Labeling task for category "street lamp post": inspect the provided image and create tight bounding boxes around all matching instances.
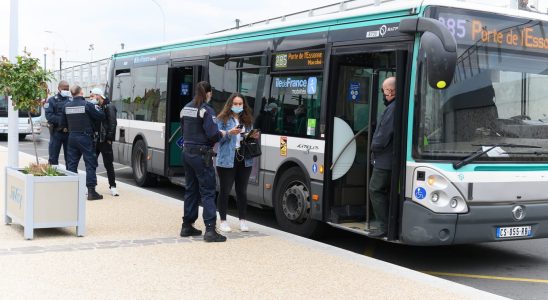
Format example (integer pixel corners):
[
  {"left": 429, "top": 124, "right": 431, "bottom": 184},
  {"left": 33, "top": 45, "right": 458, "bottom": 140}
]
[
  {"left": 151, "top": 0, "right": 166, "bottom": 42},
  {"left": 44, "top": 30, "right": 68, "bottom": 71},
  {"left": 89, "top": 44, "right": 94, "bottom": 62}
]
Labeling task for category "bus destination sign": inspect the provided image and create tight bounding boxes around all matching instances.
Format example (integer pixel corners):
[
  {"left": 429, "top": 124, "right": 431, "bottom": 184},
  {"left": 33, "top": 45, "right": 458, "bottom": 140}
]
[
  {"left": 273, "top": 50, "right": 324, "bottom": 71},
  {"left": 435, "top": 9, "right": 548, "bottom": 54}
]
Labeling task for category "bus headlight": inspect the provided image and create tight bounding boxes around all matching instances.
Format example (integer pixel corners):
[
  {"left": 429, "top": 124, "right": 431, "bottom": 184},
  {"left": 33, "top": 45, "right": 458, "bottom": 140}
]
[{"left": 413, "top": 167, "right": 468, "bottom": 214}]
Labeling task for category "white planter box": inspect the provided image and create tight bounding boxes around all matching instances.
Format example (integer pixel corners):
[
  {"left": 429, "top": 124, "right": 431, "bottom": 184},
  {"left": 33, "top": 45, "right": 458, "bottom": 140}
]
[{"left": 4, "top": 167, "right": 86, "bottom": 239}]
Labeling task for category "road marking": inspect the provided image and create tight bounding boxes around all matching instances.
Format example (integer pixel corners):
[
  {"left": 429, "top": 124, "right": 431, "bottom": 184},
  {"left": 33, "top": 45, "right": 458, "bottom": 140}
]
[
  {"left": 424, "top": 271, "right": 548, "bottom": 284},
  {"left": 97, "top": 166, "right": 130, "bottom": 175}
]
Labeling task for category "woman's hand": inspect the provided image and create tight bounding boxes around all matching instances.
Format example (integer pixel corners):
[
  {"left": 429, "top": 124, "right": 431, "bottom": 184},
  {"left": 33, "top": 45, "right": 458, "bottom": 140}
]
[{"left": 228, "top": 126, "right": 241, "bottom": 135}]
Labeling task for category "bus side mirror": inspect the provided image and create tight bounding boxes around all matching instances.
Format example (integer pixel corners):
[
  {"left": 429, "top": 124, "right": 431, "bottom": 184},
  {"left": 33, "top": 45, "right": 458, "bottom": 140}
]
[{"left": 399, "top": 17, "right": 457, "bottom": 89}]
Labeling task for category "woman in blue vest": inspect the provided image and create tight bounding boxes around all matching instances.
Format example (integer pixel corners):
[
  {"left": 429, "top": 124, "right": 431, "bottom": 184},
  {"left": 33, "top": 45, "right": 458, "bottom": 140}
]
[{"left": 215, "top": 93, "right": 260, "bottom": 232}]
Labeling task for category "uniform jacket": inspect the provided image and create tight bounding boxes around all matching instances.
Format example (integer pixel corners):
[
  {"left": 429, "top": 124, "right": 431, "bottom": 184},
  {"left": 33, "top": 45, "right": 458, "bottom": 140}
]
[
  {"left": 215, "top": 116, "right": 254, "bottom": 168},
  {"left": 60, "top": 96, "right": 105, "bottom": 133},
  {"left": 180, "top": 100, "right": 222, "bottom": 147},
  {"left": 45, "top": 93, "right": 70, "bottom": 129},
  {"left": 371, "top": 100, "right": 395, "bottom": 170}
]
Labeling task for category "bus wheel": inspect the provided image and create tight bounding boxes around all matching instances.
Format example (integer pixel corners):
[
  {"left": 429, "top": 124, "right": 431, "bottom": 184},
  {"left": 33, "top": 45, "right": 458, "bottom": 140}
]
[
  {"left": 18, "top": 134, "right": 27, "bottom": 141},
  {"left": 274, "top": 167, "right": 322, "bottom": 238},
  {"left": 132, "top": 139, "right": 157, "bottom": 187}
]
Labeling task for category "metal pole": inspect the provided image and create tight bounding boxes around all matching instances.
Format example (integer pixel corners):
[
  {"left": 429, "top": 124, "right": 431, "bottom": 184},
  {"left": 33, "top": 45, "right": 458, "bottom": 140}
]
[
  {"left": 151, "top": 0, "right": 166, "bottom": 41},
  {"left": 8, "top": 0, "right": 19, "bottom": 168}
]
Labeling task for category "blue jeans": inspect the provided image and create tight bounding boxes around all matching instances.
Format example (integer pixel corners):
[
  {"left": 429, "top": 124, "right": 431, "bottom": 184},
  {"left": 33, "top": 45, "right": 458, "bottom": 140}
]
[
  {"left": 182, "top": 150, "right": 217, "bottom": 229},
  {"left": 48, "top": 131, "right": 68, "bottom": 165},
  {"left": 67, "top": 133, "right": 98, "bottom": 188}
]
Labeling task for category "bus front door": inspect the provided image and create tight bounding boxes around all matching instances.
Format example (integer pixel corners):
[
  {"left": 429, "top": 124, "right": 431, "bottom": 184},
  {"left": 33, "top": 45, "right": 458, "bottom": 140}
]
[
  {"left": 327, "top": 49, "right": 398, "bottom": 234},
  {"left": 165, "top": 63, "right": 204, "bottom": 177}
]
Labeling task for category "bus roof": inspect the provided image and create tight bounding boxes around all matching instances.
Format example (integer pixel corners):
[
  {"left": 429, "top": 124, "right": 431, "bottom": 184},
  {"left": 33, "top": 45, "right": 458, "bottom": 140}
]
[{"left": 114, "top": 0, "right": 548, "bottom": 59}]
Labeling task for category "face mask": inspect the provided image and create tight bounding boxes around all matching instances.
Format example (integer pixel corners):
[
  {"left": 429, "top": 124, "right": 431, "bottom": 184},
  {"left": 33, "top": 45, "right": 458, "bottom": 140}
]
[
  {"left": 60, "top": 90, "right": 71, "bottom": 98},
  {"left": 89, "top": 99, "right": 98, "bottom": 105},
  {"left": 231, "top": 107, "right": 243, "bottom": 114}
]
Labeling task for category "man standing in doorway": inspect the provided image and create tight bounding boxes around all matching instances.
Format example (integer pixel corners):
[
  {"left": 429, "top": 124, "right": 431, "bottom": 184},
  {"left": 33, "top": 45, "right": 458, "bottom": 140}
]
[
  {"left": 368, "top": 76, "right": 396, "bottom": 238},
  {"left": 45, "top": 80, "right": 71, "bottom": 166}
]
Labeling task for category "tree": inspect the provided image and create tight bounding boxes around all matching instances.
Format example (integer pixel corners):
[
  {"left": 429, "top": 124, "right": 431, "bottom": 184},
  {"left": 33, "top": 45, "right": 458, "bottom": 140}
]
[{"left": 0, "top": 50, "right": 53, "bottom": 167}]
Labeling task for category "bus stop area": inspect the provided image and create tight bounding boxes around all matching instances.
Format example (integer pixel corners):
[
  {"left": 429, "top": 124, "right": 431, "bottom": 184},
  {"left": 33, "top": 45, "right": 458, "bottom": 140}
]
[{"left": 0, "top": 146, "right": 502, "bottom": 299}]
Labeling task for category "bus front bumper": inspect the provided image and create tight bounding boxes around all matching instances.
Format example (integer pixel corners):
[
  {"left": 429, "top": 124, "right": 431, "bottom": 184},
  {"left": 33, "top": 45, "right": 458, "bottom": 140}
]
[{"left": 401, "top": 200, "right": 548, "bottom": 245}]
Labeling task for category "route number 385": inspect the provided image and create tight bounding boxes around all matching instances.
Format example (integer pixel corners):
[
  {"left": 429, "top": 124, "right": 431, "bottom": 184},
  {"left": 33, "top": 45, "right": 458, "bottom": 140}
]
[{"left": 438, "top": 17, "right": 467, "bottom": 38}]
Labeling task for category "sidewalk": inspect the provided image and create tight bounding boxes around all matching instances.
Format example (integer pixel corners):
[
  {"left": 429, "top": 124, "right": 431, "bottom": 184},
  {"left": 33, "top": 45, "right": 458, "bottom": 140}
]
[{"left": 0, "top": 146, "right": 504, "bottom": 299}]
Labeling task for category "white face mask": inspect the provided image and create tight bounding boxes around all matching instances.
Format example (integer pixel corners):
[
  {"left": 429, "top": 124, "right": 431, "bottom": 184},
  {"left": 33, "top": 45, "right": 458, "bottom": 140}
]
[
  {"left": 60, "top": 90, "right": 71, "bottom": 98},
  {"left": 89, "top": 99, "right": 98, "bottom": 105}
]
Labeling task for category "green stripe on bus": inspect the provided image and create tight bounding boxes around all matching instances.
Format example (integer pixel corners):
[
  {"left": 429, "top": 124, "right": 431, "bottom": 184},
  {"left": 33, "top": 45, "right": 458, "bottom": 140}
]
[{"left": 114, "top": 10, "right": 413, "bottom": 59}]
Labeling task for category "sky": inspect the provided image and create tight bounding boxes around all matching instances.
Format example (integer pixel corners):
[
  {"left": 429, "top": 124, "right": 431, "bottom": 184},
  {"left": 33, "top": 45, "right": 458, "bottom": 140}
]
[
  {"left": 1, "top": 0, "right": 547, "bottom": 71},
  {"left": 0, "top": 0, "right": 338, "bottom": 70}
]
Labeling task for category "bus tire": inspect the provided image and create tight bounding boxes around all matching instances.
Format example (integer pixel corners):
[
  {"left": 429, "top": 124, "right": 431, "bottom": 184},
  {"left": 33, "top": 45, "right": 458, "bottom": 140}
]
[
  {"left": 274, "top": 167, "right": 322, "bottom": 238},
  {"left": 132, "top": 139, "right": 157, "bottom": 187},
  {"left": 18, "top": 134, "right": 27, "bottom": 141}
]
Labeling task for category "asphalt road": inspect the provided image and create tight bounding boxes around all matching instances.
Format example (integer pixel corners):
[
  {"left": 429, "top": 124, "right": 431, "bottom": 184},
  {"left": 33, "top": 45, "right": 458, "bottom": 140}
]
[{"left": 4, "top": 130, "right": 548, "bottom": 299}]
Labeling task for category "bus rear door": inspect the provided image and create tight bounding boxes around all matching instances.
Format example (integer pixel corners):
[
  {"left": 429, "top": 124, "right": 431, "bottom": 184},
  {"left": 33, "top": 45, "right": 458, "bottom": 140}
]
[{"left": 165, "top": 61, "right": 205, "bottom": 178}]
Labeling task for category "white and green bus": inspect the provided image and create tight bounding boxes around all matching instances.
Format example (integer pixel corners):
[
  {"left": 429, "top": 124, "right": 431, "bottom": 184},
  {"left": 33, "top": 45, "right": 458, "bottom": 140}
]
[{"left": 106, "top": 0, "right": 548, "bottom": 245}]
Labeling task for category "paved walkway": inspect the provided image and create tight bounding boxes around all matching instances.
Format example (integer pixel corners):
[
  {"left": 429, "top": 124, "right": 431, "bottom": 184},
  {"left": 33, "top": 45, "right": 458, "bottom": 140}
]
[{"left": 0, "top": 146, "right": 505, "bottom": 299}]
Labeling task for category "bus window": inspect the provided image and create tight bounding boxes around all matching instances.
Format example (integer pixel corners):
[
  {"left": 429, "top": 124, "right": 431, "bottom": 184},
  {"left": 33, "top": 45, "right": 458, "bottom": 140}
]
[
  {"left": 112, "top": 69, "right": 133, "bottom": 120},
  {"left": 132, "top": 66, "right": 158, "bottom": 122},
  {"left": 266, "top": 75, "right": 322, "bottom": 137},
  {"left": 209, "top": 58, "right": 225, "bottom": 114}
]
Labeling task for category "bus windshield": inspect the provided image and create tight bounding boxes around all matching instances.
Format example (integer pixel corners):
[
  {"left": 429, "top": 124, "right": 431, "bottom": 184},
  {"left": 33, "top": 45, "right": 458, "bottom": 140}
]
[{"left": 416, "top": 8, "right": 548, "bottom": 162}]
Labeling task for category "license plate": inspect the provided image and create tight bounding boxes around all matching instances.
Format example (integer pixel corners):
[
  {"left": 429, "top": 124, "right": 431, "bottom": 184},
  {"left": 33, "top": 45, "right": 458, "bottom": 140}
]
[{"left": 496, "top": 226, "right": 532, "bottom": 238}]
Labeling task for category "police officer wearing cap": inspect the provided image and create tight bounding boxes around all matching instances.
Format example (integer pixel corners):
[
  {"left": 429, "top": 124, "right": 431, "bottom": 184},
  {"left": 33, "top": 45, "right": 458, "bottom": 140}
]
[
  {"left": 180, "top": 81, "right": 229, "bottom": 242},
  {"left": 45, "top": 80, "right": 71, "bottom": 166},
  {"left": 60, "top": 85, "right": 105, "bottom": 200}
]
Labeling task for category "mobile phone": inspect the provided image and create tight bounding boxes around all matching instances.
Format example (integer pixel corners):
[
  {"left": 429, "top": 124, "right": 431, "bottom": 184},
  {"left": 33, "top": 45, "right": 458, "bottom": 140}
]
[{"left": 236, "top": 124, "right": 244, "bottom": 129}]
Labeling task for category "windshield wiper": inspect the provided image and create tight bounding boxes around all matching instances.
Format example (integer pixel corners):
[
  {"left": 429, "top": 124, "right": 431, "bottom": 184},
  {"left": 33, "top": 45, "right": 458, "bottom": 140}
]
[{"left": 453, "top": 143, "right": 542, "bottom": 170}]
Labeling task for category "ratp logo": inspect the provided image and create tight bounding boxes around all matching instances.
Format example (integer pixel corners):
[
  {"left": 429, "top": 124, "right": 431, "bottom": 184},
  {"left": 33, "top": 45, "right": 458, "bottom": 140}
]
[{"left": 379, "top": 25, "right": 387, "bottom": 37}]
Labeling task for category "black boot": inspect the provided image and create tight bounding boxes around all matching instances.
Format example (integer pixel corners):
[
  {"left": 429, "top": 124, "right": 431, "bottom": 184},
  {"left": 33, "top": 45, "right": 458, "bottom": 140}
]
[
  {"left": 87, "top": 188, "right": 103, "bottom": 200},
  {"left": 204, "top": 228, "right": 227, "bottom": 243},
  {"left": 180, "top": 223, "right": 202, "bottom": 237}
]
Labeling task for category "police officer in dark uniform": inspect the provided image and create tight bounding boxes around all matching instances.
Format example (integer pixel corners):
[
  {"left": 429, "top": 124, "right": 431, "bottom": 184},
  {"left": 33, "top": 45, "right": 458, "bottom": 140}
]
[
  {"left": 60, "top": 85, "right": 105, "bottom": 200},
  {"left": 180, "top": 81, "right": 229, "bottom": 242},
  {"left": 45, "top": 80, "right": 71, "bottom": 166}
]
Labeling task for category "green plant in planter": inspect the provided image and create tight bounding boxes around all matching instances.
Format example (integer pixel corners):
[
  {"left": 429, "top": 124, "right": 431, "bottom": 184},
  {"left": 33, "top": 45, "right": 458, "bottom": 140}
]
[{"left": 0, "top": 50, "right": 59, "bottom": 175}]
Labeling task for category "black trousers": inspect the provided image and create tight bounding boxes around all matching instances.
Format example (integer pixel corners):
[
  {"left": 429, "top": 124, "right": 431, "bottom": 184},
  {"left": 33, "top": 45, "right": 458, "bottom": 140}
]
[
  {"left": 216, "top": 155, "right": 252, "bottom": 221},
  {"left": 96, "top": 141, "right": 116, "bottom": 188}
]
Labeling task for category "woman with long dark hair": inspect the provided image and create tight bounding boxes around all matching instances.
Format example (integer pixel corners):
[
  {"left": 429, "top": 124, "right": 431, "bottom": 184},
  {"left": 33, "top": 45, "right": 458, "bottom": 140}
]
[
  {"left": 215, "top": 93, "right": 259, "bottom": 232},
  {"left": 179, "top": 81, "right": 228, "bottom": 242}
]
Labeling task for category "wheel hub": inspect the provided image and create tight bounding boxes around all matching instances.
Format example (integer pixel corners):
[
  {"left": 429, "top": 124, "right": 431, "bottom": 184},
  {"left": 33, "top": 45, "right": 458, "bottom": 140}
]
[{"left": 282, "top": 184, "right": 310, "bottom": 222}]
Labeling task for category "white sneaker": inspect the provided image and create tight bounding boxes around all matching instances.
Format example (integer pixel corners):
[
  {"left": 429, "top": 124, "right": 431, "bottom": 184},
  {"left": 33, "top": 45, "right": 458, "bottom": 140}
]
[
  {"left": 219, "top": 221, "right": 231, "bottom": 232},
  {"left": 110, "top": 187, "right": 119, "bottom": 196},
  {"left": 240, "top": 220, "right": 249, "bottom": 232}
]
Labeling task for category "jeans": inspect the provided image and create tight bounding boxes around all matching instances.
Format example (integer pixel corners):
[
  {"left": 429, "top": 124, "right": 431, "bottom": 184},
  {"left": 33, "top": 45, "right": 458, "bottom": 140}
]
[
  {"left": 216, "top": 155, "right": 252, "bottom": 221},
  {"left": 182, "top": 149, "right": 217, "bottom": 229},
  {"left": 96, "top": 142, "right": 116, "bottom": 188},
  {"left": 67, "top": 133, "right": 98, "bottom": 188},
  {"left": 369, "top": 168, "right": 391, "bottom": 232}
]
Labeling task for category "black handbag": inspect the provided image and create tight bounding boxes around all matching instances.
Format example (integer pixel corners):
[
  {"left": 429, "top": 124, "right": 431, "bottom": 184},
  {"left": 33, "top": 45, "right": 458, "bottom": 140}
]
[{"left": 240, "top": 137, "right": 262, "bottom": 159}]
